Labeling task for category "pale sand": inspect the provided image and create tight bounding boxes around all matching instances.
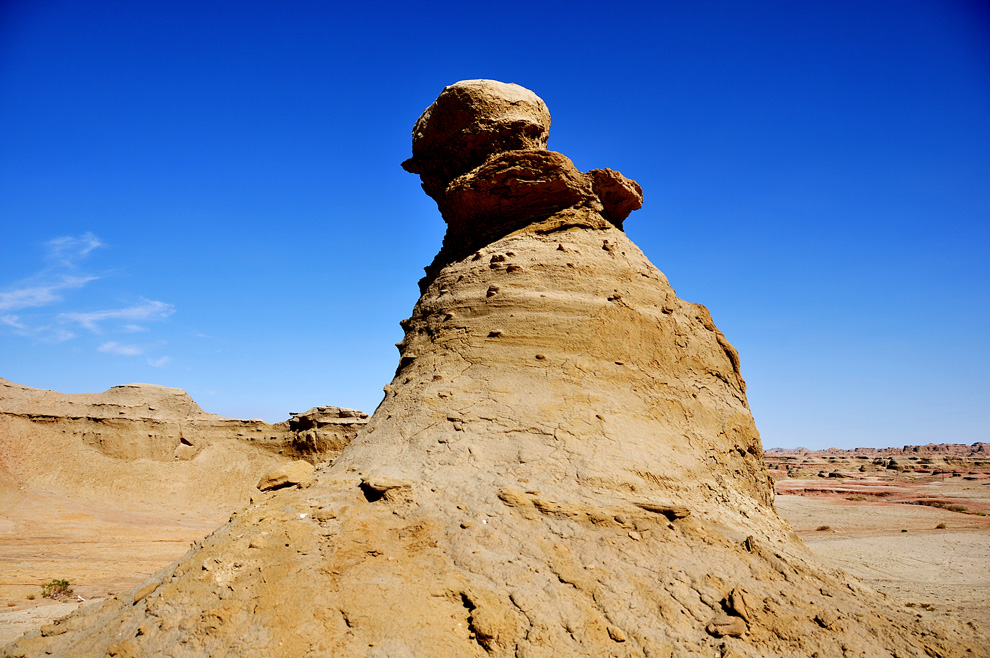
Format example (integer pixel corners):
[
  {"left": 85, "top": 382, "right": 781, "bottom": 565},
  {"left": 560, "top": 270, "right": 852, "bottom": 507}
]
[
  {"left": 0, "top": 489, "right": 216, "bottom": 644},
  {"left": 776, "top": 494, "right": 990, "bottom": 632}
]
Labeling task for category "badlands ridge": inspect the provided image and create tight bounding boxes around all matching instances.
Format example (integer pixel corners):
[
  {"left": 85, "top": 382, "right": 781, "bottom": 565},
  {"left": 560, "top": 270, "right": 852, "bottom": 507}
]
[{"left": 2, "top": 80, "right": 988, "bottom": 657}]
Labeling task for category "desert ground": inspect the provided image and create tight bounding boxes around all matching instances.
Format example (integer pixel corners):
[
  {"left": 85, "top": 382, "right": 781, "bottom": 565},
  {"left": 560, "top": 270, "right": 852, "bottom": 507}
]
[
  {"left": 2, "top": 445, "right": 987, "bottom": 646},
  {"left": 0, "top": 487, "right": 221, "bottom": 643},
  {"left": 770, "top": 446, "right": 990, "bottom": 633}
]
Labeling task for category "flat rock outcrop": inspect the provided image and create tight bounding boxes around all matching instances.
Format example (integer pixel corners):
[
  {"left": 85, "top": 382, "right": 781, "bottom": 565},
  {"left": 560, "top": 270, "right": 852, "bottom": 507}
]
[{"left": 5, "top": 80, "right": 986, "bottom": 657}]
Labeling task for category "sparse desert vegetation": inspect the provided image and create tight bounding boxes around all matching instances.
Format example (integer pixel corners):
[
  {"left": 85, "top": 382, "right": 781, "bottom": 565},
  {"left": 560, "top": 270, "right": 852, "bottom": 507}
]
[{"left": 40, "top": 580, "right": 73, "bottom": 601}]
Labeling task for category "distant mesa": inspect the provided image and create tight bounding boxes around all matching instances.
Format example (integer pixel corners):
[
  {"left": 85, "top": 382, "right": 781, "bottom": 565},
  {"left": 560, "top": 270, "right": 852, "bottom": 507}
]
[
  {"left": 0, "top": 377, "right": 366, "bottom": 508},
  {"left": 0, "top": 377, "right": 217, "bottom": 422},
  {"left": 3, "top": 82, "right": 986, "bottom": 657}
]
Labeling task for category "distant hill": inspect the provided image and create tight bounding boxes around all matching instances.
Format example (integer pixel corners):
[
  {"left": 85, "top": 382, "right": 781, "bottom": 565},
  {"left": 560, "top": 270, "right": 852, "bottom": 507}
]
[{"left": 0, "top": 377, "right": 366, "bottom": 515}]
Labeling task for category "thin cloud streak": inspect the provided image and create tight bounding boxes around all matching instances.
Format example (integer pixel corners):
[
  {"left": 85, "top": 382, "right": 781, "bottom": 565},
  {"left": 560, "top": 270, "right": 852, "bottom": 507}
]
[
  {"left": 98, "top": 341, "right": 144, "bottom": 356},
  {"left": 2, "top": 314, "right": 76, "bottom": 342},
  {"left": 0, "top": 275, "right": 97, "bottom": 312},
  {"left": 46, "top": 232, "right": 104, "bottom": 266},
  {"left": 59, "top": 299, "right": 175, "bottom": 332},
  {"left": 0, "top": 315, "right": 27, "bottom": 330}
]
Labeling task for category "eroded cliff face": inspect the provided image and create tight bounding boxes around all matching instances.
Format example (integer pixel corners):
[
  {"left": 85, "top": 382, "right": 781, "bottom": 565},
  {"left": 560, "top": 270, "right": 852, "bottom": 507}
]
[
  {"left": 0, "top": 378, "right": 366, "bottom": 511},
  {"left": 5, "top": 80, "right": 986, "bottom": 658}
]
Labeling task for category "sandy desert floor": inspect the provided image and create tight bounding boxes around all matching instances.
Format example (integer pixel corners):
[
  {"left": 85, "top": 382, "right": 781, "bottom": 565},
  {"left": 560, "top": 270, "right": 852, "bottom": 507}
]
[
  {"left": 0, "top": 489, "right": 220, "bottom": 644},
  {"left": 2, "top": 470, "right": 989, "bottom": 646},
  {"left": 776, "top": 491, "right": 990, "bottom": 632}
]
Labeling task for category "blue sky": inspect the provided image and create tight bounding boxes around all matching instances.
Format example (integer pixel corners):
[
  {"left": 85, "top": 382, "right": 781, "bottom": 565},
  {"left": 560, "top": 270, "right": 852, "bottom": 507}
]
[{"left": 1, "top": 0, "right": 988, "bottom": 449}]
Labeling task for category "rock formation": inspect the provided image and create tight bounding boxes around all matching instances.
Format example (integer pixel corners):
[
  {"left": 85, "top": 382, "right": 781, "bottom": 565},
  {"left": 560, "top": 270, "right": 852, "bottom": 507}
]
[
  {"left": 4, "top": 80, "right": 986, "bottom": 657},
  {"left": 288, "top": 406, "right": 370, "bottom": 458},
  {"left": 0, "top": 378, "right": 367, "bottom": 513}
]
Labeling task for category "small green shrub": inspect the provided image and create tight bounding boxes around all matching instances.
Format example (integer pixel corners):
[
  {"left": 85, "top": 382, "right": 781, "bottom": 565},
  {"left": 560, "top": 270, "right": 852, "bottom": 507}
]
[
  {"left": 26, "top": 593, "right": 35, "bottom": 600},
  {"left": 41, "top": 579, "right": 73, "bottom": 601},
  {"left": 816, "top": 525, "right": 831, "bottom": 531},
  {"left": 912, "top": 500, "right": 968, "bottom": 513}
]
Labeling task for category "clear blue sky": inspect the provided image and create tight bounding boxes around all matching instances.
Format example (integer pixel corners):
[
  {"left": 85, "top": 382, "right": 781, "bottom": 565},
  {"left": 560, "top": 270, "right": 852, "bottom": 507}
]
[{"left": 2, "top": 0, "right": 988, "bottom": 449}]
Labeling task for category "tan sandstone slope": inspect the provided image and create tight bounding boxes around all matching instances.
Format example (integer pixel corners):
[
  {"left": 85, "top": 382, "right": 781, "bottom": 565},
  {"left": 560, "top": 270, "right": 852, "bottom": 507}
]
[
  {"left": 4, "top": 80, "right": 986, "bottom": 657},
  {"left": 0, "top": 379, "right": 367, "bottom": 644},
  {"left": 0, "top": 378, "right": 367, "bottom": 514}
]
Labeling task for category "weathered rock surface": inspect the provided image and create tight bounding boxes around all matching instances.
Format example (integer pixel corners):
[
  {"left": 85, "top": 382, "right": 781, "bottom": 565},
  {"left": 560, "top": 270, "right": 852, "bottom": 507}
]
[
  {"left": 402, "top": 79, "right": 551, "bottom": 203},
  {"left": 288, "top": 405, "right": 370, "bottom": 458},
  {"left": 0, "top": 378, "right": 366, "bottom": 511},
  {"left": 257, "top": 460, "right": 315, "bottom": 491},
  {"left": 5, "top": 80, "right": 986, "bottom": 657}
]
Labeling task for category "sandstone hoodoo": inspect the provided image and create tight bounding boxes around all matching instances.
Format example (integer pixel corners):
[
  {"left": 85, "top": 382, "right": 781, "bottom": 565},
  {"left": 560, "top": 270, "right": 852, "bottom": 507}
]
[{"left": 6, "top": 80, "right": 986, "bottom": 657}]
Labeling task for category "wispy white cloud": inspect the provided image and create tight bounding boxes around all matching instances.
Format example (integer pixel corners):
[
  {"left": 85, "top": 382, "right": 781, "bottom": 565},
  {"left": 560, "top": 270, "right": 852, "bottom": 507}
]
[
  {"left": 50, "top": 328, "right": 76, "bottom": 343},
  {"left": 98, "top": 341, "right": 144, "bottom": 356},
  {"left": 1, "top": 314, "right": 77, "bottom": 342},
  {"left": 0, "top": 232, "right": 105, "bottom": 340},
  {"left": 1, "top": 314, "right": 27, "bottom": 330},
  {"left": 147, "top": 355, "right": 171, "bottom": 367},
  {"left": 2, "top": 234, "right": 178, "bottom": 350},
  {"left": 59, "top": 299, "right": 175, "bottom": 333},
  {"left": 0, "top": 275, "right": 97, "bottom": 312},
  {"left": 46, "top": 232, "right": 104, "bottom": 266}
]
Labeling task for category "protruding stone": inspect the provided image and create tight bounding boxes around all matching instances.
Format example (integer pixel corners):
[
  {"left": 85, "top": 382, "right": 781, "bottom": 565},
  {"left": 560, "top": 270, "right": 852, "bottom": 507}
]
[
  {"left": 257, "top": 460, "right": 314, "bottom": 491},
  {"left": 402, "top": 79, "right": 551, "bottom": 201},
  {"left": 728, "top": 587, "right": 756, "bottom": 623},
  {"left": 588, "top": 168, "right": 643, "bottom": 226},
  {"left": 359, "top": 475, "right": 414, "bottom": 502},
  {"left": 707, "top": 614, "right": 747, "bottom": 638}
]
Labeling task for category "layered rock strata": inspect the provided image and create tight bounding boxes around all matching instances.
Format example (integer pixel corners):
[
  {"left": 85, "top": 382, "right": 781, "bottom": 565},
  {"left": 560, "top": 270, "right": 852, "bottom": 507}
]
[
  {"left": 0, "top": 378, "right": 366, "bottom": 511},
  {"left": 4, "top": 81, "right": 986, "bottom": 658},
  {"left": 289, "top": 406, "right": 370, "bottom": 458}
]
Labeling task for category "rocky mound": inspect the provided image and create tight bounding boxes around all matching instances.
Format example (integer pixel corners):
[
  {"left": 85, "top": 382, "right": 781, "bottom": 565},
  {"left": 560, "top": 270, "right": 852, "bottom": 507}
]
[
  {"left": 5, "top": 80, "right": 985, "bottom": 658},
  {"left": 0, "top": 378, "right": 367, "bottom": 512},
  {"left": 0, "top": 378, "right": 222, "bottom": 421}
]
